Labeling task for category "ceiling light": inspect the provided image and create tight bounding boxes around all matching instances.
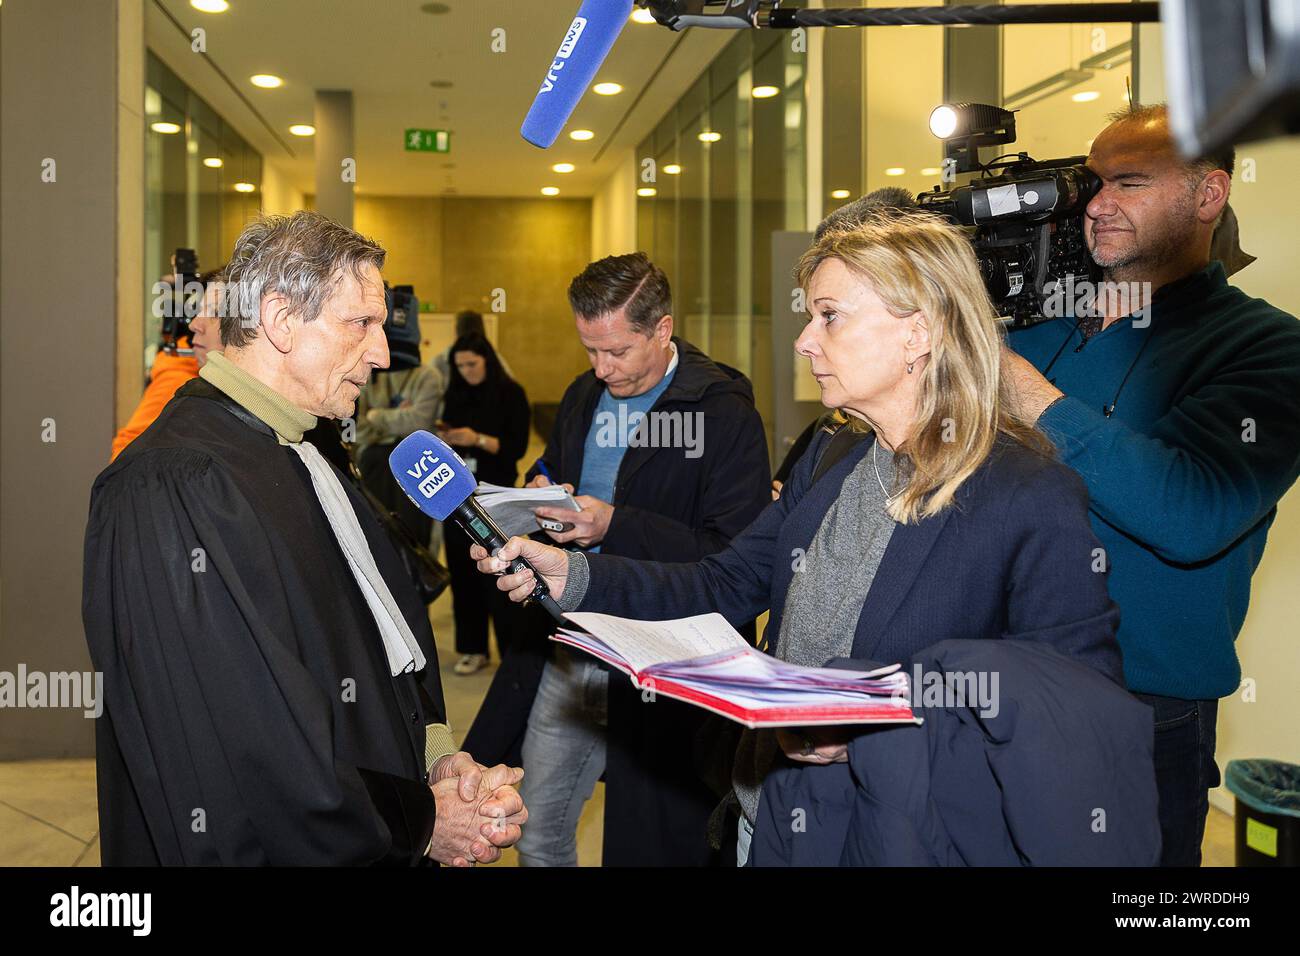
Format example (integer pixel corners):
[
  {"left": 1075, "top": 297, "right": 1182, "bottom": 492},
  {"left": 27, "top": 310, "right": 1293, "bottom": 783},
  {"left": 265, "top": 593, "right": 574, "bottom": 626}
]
[
  {"left": 631, "top": 8, "right": 655, "bottom": 23},
  {"left": 569, "top": 129, "right": 595, "bottom": 141},
  {"left": 697, "top": 131, "right": 721, "bottom": 143},
  {"left": 250, "top": 74, "right": 282, "bottom": 89},
  {"left": 637, "top": 187, "right": 657, "bottom": 197},
  {"left": 551, "top": 162, "right": 575, "bottom": 173},
  {"left": 289, "top": 124, "right": 315, "bottom": 137},
  {"left": 663, "top": 164, "right": 682, "bottom": 175},
  {"left": 233, "top": 182, "right": 256, "bottom": 193},
  {"left": 830, "top": 189, "right": 851, "bottom": 199},
  {"left": 593, "top": 82, "right": 623, "bottom": 96},
  {"left": 884, "top": 167, "right": 906, "bottom": 176},
  {"left": 151, "top": 121, "right": 181, "bottom": 134},
  {"left": 190, "top": 0, "right": 229, "bottom": 12},
  {"left": 920, "top": 166, "right": 942, "bottom": 176},
  {"left": 541, "top": 186, "right": 560, "bottom": 196},
  {"left": 1072, "top": 90, "right": 1100, "bottom": 103},
  {"left": 203, "top": 157, "right": 224, "bottom": 168},
  {"left": 751, "top": 85, "right": 780, "bottom": 99}
]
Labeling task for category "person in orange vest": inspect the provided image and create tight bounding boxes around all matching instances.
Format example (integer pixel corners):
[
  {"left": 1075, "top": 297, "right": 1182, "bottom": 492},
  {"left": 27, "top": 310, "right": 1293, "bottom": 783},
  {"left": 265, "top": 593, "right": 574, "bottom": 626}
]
[{"left": 111, "top": 271, "right": 224, "bottom": 461}]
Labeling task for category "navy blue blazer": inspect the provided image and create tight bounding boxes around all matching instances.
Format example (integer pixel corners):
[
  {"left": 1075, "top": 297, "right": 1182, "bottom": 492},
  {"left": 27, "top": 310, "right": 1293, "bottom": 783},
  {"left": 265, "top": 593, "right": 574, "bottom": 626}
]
[{"left": 576, "top": 427, "right": 1125, "bottom": 683}]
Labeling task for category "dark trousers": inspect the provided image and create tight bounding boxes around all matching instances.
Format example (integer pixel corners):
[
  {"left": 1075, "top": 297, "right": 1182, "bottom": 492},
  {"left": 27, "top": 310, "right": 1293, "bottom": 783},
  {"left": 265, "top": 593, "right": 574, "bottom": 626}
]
[
  {"left": 443, "top": 520, "right": 521, "bottom": 658},
  {"left": 1134, "top": 692, "right": 1220, "bottom": 867}
]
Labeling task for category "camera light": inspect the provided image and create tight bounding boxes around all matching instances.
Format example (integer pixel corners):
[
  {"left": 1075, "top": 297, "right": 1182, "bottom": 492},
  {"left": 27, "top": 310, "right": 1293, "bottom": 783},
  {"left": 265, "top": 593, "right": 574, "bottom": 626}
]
[{"left": 929, "top": 105, "right": 959, "bottom": 139}]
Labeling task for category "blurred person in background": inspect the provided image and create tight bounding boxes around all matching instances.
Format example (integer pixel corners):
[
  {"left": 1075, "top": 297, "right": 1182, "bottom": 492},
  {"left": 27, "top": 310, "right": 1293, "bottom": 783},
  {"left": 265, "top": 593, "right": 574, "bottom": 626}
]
[
  {"left": 355, "top": 285, "right": 445, "bottom": 545},
  {"left": 111, "top": 268, "right": 224, "bottom": 460},
  {"left": 438, "top": 332, "right": 532, "bottom": 675}
]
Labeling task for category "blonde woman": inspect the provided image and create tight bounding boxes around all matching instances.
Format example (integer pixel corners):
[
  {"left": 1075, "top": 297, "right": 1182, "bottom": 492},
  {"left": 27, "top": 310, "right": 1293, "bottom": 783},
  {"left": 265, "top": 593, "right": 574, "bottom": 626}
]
[{"left": 473, "top": 211, "right": 1124, "bottom": 862}]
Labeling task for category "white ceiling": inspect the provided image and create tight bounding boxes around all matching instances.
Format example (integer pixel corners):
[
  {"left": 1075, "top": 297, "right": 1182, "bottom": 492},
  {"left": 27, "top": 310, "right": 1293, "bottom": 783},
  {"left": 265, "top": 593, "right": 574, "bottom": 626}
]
[{"left": 149, "top": 0, "right": 730, "bottom": 198}]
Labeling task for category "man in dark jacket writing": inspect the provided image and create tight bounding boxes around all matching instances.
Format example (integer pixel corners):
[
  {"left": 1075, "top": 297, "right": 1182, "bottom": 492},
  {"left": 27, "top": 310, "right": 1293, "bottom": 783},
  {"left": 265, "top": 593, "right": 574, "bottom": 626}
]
[{"left": 463, "top": 252, "right": 771, "bottom": 866}]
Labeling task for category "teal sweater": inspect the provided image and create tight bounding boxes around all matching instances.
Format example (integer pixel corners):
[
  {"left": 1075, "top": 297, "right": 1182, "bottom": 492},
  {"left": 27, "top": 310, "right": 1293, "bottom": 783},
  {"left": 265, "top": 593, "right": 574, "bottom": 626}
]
[{"left": 1010, "top": 263, "right": 1300, "bottom": 699}]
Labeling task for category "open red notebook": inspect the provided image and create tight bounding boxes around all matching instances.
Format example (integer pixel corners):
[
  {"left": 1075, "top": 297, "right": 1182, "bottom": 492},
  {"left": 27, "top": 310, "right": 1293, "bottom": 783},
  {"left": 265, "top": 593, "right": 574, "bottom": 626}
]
[{"left": 553, "top": 611, "right": 918, "bottom": 729}]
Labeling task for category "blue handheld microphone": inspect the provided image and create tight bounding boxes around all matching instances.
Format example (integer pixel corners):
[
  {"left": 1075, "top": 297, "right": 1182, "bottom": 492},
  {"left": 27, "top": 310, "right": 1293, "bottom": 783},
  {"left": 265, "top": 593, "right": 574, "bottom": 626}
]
[
  {"left": 520, "top": 0, "right": 634, "bottom": 148},
  {"left": 390, "top": 431, "right": 565, "bottom": 622}
]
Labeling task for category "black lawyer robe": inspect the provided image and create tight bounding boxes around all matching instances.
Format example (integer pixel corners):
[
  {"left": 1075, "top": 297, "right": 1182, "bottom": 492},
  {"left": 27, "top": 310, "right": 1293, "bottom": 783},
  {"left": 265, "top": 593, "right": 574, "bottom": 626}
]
[{"left": 82, "top": 378, "right": 447, "bottom": 865}]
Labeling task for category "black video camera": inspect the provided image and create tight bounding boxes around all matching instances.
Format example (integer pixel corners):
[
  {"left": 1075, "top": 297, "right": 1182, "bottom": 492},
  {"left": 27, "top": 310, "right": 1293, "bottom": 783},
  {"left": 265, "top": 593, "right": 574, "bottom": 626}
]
[
  {"left": 160, "top": 247, "right": 203, "bottom": 353},
  {"left": 917, "top": 103, "right": 1101, "bottom": 329}
]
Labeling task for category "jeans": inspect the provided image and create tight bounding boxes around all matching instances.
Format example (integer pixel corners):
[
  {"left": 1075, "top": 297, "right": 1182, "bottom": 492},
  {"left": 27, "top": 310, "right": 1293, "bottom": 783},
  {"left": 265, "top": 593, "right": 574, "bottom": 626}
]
[
  {"left": 1133, "top": 692, "right": 1220, "bottom": 867},
  {"left": 516, "top": 647, "right": 609, "bottom": 866}
]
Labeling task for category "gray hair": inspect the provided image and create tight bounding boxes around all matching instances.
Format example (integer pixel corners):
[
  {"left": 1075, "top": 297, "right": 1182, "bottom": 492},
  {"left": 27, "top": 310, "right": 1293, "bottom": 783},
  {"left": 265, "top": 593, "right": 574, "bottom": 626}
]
[
  {"left": 219, "top": 211, "right": 386, "bottom": 348},
  {"left": 814, "top": 186, "right": 922, "bottom": 242}
]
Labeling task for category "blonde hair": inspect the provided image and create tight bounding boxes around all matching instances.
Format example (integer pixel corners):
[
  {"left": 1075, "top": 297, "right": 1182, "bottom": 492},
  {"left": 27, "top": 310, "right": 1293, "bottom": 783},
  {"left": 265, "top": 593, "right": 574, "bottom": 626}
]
[{"left": 796, "top": 209, "right": 1053, "bottom": 524}]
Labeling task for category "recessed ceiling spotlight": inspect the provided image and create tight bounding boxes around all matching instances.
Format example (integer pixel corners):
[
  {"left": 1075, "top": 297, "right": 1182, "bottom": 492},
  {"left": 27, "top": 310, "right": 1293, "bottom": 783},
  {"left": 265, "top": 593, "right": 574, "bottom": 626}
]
[
  {"left": 569, "top": 129, "right": 595, "bottom": 141},
  {"left": 751, "top": 85, "right": 780, "bottom": 99},
  {"left": 920, "top": 167, "right": 942, "bottom": 176},
  {"left": 288, "top": 124, "right": 315, "bottom": 137},
  {"left": 631, "top": 8, "right": 655, "bottom": 23},
  {"left": 151, "top": 121, "right": 182, "bottom": 134},
  {"left": 190, "top": 0, "right": 229, "bottom": 12},
  {"left": 637, "top": 187, "right": 657, "bottom": 197},
  {"left": 884, "top": 167, "right": 906, "bottom": 176},
  {"left": 203, "top": 157, "right": 224, "bottom": 168},
  {"left": 233, "top": 182, "right": 256, "bottom": 193},
  {"left": 663, "top": 164, "right": 682, "bottom": 175},
  {"left": 593, "top": 82, "right": 623, "bottom": 96},
  {"left": 541, "top": 186, "right": 560, "bottom": 196},
  {"left": 1072, "top": 90, "right": 1100, "bottom": 103},
  {"left": 698, "top": 131, "right": 721, "bottom": 143},
  {"left": 830, "top": 189, "right": 851, "bottom": 199},
  {"left": 552, "top": 163, "right": 576, "bottom": 173},
  {"left": 250, "top": 74, "right": 283, "bottom": 89}
]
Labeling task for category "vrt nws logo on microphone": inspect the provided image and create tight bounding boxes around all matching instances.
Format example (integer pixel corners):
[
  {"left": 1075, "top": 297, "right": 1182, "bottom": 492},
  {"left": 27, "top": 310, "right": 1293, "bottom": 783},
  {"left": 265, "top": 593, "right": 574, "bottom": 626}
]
[
  {"left": 405, "top": 449, "right": 456, "bottom": 499},
  {"left": 539, "top": 16, "right": 587, "bottom": 93}
]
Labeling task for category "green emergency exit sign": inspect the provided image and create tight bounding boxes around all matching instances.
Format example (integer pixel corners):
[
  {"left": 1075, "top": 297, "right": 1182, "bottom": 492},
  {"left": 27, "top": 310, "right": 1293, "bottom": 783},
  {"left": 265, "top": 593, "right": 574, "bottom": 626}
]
[{"left": 405, "top": 129, "right": 450, "bottom": 153}]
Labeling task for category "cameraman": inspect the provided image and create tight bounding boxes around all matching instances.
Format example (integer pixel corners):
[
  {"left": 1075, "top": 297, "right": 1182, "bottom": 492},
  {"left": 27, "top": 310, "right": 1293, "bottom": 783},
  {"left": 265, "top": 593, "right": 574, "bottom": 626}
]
[
  {"left": 1004, "top": 104, "right": 1300, "bottom": 866},
  {"left": 111, "top": 268, "right": 224, "bottom": 460}
]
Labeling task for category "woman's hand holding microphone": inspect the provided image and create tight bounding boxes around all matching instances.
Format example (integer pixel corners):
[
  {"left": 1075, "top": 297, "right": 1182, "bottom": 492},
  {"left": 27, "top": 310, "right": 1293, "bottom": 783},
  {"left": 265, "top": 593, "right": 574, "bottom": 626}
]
[{"left": 470, "top": 536, "right": 571, "bottom": 604}]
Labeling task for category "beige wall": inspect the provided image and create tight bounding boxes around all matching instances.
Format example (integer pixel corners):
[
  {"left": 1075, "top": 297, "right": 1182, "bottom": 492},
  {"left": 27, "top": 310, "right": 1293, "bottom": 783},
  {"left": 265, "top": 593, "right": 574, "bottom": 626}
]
[
  {"left": 591, "top": 149, "right": 638, "bottom": 261},
  {"left": 350, "top": 194, "right": 594, "bottom": 405},
  {"left": 259, "top": 159, "right": 306, "bottom": 218}
]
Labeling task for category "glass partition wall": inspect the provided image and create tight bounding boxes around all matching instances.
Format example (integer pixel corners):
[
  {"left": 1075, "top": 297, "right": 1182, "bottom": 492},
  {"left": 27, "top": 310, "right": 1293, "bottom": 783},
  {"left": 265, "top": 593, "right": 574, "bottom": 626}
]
[
  {"left": 143, "top": 52, "right": 261, "bottom": 374},
  {"left": 636, "top": 30, "right": 807, "bottom": 455}
]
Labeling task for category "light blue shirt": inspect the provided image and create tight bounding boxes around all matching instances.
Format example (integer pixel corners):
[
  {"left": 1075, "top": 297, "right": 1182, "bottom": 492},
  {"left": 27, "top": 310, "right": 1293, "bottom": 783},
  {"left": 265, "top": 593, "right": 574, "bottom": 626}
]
[{"left": 577, "top": 346, "right": 678, "bottom": 552}]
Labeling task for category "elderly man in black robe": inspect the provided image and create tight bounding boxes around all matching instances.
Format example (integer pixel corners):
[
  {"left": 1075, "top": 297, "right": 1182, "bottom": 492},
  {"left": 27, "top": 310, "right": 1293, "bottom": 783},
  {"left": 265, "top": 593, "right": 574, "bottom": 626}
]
[{"left": 83, "top": 211, "right": 525, "bottom": 865}]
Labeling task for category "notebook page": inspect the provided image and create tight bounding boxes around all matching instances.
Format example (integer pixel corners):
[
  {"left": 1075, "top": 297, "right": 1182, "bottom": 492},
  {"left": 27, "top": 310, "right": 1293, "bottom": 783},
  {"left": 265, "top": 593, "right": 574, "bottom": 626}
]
[{"left": 560, "top": 611, "right": 748, "bottom": 675}]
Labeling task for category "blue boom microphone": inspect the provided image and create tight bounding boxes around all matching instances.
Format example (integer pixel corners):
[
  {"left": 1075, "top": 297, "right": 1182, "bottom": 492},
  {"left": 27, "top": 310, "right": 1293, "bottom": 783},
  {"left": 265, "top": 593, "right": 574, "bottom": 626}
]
[
  {"left": 520, "top": 0, "right": 634, "bottom": 148},
  {"left": 390, "top": 431, "right": 565, "bottom": 622}
]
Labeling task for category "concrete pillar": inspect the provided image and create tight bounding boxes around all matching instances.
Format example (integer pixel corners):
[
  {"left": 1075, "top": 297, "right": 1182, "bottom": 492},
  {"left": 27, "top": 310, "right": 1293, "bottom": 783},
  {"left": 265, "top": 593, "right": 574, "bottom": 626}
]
[
  {"left": 314, "top": 90, "right": 354, "bottom": 227},
  {"left": 0, "top": 0, "right": 144, "bottom": 759}
]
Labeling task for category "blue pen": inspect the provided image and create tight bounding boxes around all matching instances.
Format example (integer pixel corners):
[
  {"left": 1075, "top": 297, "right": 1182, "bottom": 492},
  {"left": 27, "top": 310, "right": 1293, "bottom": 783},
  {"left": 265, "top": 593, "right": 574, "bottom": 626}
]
[{"left": 535, "top": 458, "right": 554, "bottom": 483}]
